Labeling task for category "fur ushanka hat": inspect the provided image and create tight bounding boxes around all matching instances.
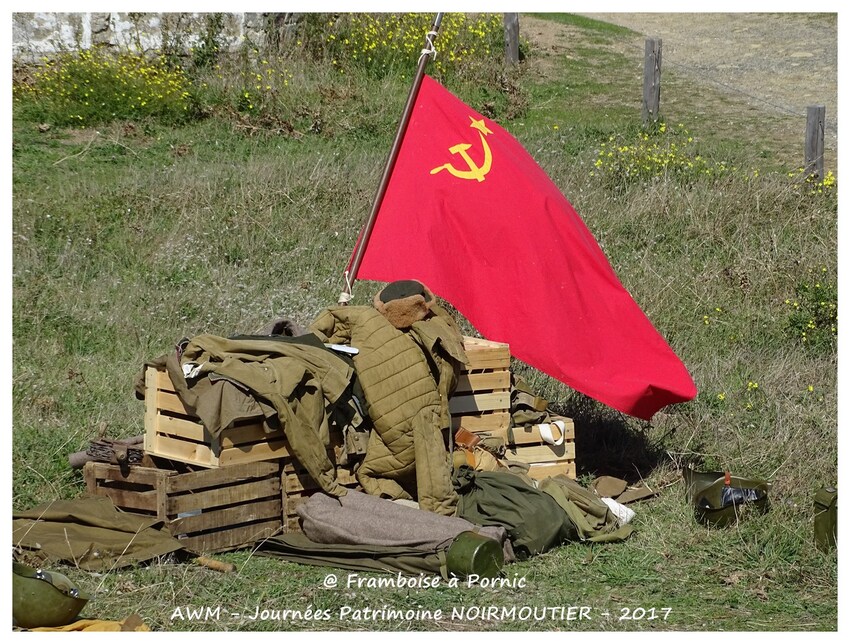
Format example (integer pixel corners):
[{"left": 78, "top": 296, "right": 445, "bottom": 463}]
[{"left": 373, "top": 279, "right": 436, "bottom": 329}]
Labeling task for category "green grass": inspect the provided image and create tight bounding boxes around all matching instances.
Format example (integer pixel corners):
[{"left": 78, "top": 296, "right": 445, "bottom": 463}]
[{"left": 12, "top": 12, "right": 836, "bottom": 632}]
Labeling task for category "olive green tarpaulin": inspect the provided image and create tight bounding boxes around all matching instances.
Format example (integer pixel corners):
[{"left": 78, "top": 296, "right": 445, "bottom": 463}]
[
  {"left": 13, "top": 496, "right": 185, "bottom": 571},
  {"left": 257, "top": 532, "right": 448, "bottom": 579}
]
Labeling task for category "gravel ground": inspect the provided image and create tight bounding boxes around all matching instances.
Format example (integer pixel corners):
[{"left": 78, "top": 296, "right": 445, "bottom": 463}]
[{"left": 574, "top": 13, "right": 838, "bottom": 163}]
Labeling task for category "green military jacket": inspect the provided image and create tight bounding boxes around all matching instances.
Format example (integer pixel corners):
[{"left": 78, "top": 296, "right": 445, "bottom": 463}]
[{"left": 176, "top": 334, "right": 356, "bottom": 497}]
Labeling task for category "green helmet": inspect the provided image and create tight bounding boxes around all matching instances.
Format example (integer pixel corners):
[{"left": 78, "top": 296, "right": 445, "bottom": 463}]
[
  {"left": 684, "top": 467, "right": 770, "bottom": 528},
  {"left": 12, "top": 562, "right": 90, "bottom": 629}
]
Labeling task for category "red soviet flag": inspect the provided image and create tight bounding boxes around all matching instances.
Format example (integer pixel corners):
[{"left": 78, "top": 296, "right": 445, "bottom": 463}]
[{"left": 352, "top": 75, "right": 696, "bottom": 419}]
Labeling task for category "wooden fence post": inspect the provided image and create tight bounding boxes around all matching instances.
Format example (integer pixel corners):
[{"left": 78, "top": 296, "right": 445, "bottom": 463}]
[
  {"left": 805, "top": 105, "right": 825, "bottom": 180},
  {"left": 504, "top": 13, "right": 519, "bottom": 64},
  {"left": 642, "top": 37, "right": 662, "bottom": 125}
]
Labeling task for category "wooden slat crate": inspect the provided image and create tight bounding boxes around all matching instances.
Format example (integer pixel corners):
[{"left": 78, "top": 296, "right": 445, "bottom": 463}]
[
  {"left": 147, "top": 337, "right": 512, "bottom": 466},
  {"left": 450, "top": 337, "right": 511, "bottom": 432},
  {"left": 449, "top": 337, "right": 576, "bottom": 479},
  {"left": 510, "top": 416, "right": 576, "bottom": 480},
  {"left": 466, "top": 415, "right": 577, "bottom": 480},
  {"left": 141, "top": 365, "right": 363, "bottom": 533},
  {"left": 144, "top": 366, "right": 299, "bottom": 468},
  {"left": 83, "top": 460, "right": 282, "bottom": 553}
]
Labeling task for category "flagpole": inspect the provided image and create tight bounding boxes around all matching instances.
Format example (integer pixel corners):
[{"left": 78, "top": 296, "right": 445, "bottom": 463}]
[{"left": 339, "top": 13, "right": 444, "bottom": 305}]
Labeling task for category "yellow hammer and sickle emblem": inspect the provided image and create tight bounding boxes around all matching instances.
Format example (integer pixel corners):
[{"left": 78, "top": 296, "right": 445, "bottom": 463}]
[{"left": 430, "top": 117, "right": 494, "bottom": 182}]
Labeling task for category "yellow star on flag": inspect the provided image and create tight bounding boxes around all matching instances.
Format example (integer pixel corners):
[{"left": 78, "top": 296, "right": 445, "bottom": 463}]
[{"left": 469, "top": 116, "right": 493, "bottom": 136}]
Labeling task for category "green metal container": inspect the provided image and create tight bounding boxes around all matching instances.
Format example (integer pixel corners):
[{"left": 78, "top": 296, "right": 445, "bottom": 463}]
[
  {"left": 445, "top": 531, "right": 504, "bottom": 580},
  {"left": 814, "top": 486, "right": 837, "bottom": 551}
]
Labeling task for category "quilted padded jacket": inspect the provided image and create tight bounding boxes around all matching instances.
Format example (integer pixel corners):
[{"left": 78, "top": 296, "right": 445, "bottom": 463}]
[{"left": 309, "top": 304, "right": 467, "bottom": 516}]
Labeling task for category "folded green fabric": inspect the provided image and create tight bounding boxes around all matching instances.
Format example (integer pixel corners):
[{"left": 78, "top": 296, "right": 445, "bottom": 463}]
[
  {"left": 453, "top": 468, "right": 633, "bottom": 559},
  {"left": 452, "top": 467, "right": 576, "bottom": 559},
  {"left": 258, "top": 532, "right": 448, "bottom": 579},
  {"left": 13, "top": 496, "right": 185, "bottom": 571},
  {"left": 538, "top": 476, "right": 634, "bottom": 543}
]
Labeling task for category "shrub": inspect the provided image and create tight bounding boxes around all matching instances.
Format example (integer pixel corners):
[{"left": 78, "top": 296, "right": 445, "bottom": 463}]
[
  {"left": 590, "top": 122, "right": 747, "bottom": 189},
  {"left": 788, "top": 168, "right": 837, "bottom": 198},
  {"left": 784, "top": 268, "right": 837, "bottom": 351},
  {"left": 13, "top": 46, "right": 194, "bottom": 126},
  {"left": 316, "top": 13, "right": 505, "bottom": 78},
  {"left": 191, "top": 13, "right": 226, "bottom": 70},
  {"left": 192, "top": 51, "right": 294, "bottom": 114}
]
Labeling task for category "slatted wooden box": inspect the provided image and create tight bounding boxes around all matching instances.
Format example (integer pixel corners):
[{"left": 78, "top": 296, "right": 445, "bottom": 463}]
[
  {"left": 450, "top": 337, "right": 512, "bottom": 432},
  {"left": 450, "top": 338, "right": 576, "bottom": 480},
  {"left": 507, "top": 416, "right": 576, "bottom": 480},
  {"left": 141, "top": 365, "right": 362, "bottom": 533},
  {"left": 143, "top": 366, "right": 293, "bottom": 468},
  {"left": 83, "top": 460, "right": 282, "bottom": 553},
  {"left": 146, "top": 337, "right": 512, "bottom": 467},
  {"left": 465, "top": 416, "right": 576, "bottom": 480}
]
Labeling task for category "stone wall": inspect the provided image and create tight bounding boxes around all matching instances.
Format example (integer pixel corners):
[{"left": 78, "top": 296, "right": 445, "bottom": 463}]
[{"left": 11, "top": 12, "right": 300, "bottom": 62}]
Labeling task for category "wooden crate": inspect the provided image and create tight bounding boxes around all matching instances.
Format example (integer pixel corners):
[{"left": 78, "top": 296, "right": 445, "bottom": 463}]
[
  {"left": 147, "top": 337, "right": 511, "bottom": 466},
  {"left": 467, "top": 415, "right": 577, "bottom": 480},
  {"left": 84, "top": 460, "right": 282, "bottom": 553},
  {"left": 141, "top": 366, "right": 363, "bottom": 533},
  {"left": 449, "top": 337, "right": 576, "bottom": 480},
  {"left": 143, "top": 366, "right": 296, "bottom": 468},
  {"left": 450, "top": 337, "right": 511, "bottom": 432},
  {"left": 509, "top": 416, "right": 576, "bottom": 480}
]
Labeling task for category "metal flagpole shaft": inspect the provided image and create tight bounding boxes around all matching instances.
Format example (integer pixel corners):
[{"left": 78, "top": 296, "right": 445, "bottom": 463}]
[{"left": 340, "top": 13, "right": 444, "bottom": 304}]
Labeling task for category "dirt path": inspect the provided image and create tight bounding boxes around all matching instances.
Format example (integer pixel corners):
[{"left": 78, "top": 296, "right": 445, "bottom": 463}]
[{"left": 524, "top": 13, "right": 838, "bottom": 169}]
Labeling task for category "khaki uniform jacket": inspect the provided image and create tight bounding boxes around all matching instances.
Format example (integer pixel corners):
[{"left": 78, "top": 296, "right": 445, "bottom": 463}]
[
  {"left": 177, "top": 334, "right": 356, "bottom": 497},
  {"left": 310, "top": 304, "right": 467, "bottom": 516}
]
